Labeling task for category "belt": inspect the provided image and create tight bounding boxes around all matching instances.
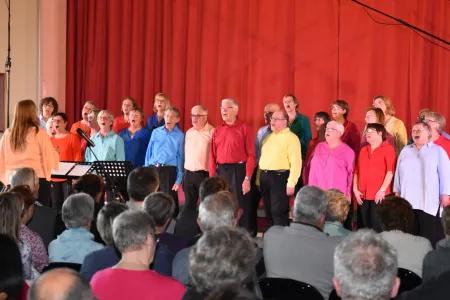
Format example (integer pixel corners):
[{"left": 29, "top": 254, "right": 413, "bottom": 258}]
[
  {"left": 260, "top": 169, "right": 289, "bottom": 174},
  {"left": 185, "top": 169, "right": 209, "bottom": 174},
  {"left": 152, "top": 163, "right": 174, "bottom": 168},
  {"left": 217, "top": 161, "right": 246, "bottom": 166}
]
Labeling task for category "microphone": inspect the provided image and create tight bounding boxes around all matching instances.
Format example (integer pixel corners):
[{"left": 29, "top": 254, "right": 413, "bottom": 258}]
[{"left": 76, "top": 128, "right": 95, "bottom": 147}]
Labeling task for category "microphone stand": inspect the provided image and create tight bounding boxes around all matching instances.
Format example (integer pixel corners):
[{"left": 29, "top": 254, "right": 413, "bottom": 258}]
[
  {"left": 86, "top": 141, "right": 125, "bottom": 203},
  {"left": 5, "top": 0, "right": 12, "bottom": 126}
]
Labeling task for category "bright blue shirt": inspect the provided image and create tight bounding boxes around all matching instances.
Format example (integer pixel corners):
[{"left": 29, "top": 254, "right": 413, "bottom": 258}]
[
  {"left": 48, "top": 227, "right": 104, "bottom": 264},
  {"left": 146, "top": 114, "right": 165, "bottom": 136},
  {"left": 119, "top": 128, "right": 151, "bottom": 167},
  {"left": 85, "top": 131, "right": 125, "bottom": 162},
  {"left": 145, "top": 126, "right": 184, "bottom": 184}
]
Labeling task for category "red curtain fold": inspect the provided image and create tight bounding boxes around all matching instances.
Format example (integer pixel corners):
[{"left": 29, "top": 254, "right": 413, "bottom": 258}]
[{"left": 66, "top": 0, "right": 450, "bottom": 134}]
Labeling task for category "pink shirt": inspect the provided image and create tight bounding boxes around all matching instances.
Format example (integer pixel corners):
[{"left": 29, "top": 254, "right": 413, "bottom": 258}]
[
  {"left": 307, "top": 142, "right": 355, "bottom": 197},
  {"left": 0, "top": 128, "right": 59, "bottom": 184},
  {"left": 91, "top": 268, "right": 186, "bottom": 300},
  {"left": 184, "top": 123, "right": 214, "bottom": 171}
]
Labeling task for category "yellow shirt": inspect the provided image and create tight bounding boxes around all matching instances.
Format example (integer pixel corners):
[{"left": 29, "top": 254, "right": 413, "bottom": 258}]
[
  {"left": 259, "top": 128, "right": 302, "bottom": 187},
  {"left": 385, "top": 116, "right": 408, "bottom": 155}
]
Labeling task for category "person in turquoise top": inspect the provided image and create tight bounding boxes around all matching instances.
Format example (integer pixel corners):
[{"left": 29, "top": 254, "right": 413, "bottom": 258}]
[
  {"left": 323, "top": 189, "right": 351, "bottom": 238},
  {"left": 282, "top": 94, "right": 312, "bottom": 160},
  {"left": 85, "top": 110, "right": 125, "bottom": 162}
]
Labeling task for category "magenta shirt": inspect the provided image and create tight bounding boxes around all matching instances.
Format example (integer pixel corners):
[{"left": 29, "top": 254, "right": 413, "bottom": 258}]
[{"left": 307, "top": 142, "right": 355, "bottom": 197}]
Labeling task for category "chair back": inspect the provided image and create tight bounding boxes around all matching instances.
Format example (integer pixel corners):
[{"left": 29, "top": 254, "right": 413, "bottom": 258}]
[
  {"left": 42, "top": 262, "right": 81, "bottom": 273},
  {"left": 259, "top": 277, "right": 324, "bottom": 300},
  {"left": 397, "top": 267, "right": 422, "bottom": 295}
]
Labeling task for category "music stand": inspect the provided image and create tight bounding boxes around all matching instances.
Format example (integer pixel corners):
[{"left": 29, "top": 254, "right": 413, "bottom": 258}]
[
  {"left": 51, "top": 161, "right": 93, "bottom": 180},
  {"left": 90, "top": 161, "right": 133, "bottom": 202}
]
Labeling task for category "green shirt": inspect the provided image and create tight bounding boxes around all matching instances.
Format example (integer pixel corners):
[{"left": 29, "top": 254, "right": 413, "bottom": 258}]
[{"left": 289, "top": 113, "right": 312, "bottom": 159}]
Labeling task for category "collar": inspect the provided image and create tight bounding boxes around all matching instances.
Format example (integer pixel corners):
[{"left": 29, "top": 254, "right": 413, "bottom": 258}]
[
  {"left": 222, "top": 118, "right": 243, "bottom": 127},
  {"left": 191, "top": 123, "right": 212, "bottom": 132},
  {"left": 95, "top": 130, "right": 115, "bottom": 138}
]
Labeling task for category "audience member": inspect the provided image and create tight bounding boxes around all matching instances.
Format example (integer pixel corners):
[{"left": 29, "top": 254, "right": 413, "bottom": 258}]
[
  {"left": 10, "top": 185, "right": 48, "bottom": 273},
  {"left": 10, "top": 167, "right": 59, "bottom": 248},
  {"left": 422, "top": 206, "right": 450, "bottom": 281},
  {"left": 209, "top": 98, "right": 256, "bottom": 234},
  {"left": 119, "top": 108, "right": 151, "bottom": 167},
  {"left": 259, "top": 109, "right": 301, "bottom": 226},
  {"left": 184, "top": 227, "right": 258, "bottom": 300},
  {"left": 394, "top": 121, "right": 450, "bottom": 246},
  {"left": 307, "top": 121, "right": 355, "bottom": 197},
  {"left": 146, "top": 92, "right": 170, "bottom": 134},
  {"left": 29, "top": 268, "right": 95, "bottom": 300},
  {"left": 330, "top": 99, "right": 361, "bottom": 155},
  {"left": 84, "top": 110, "right": 125, "bottom": 162},
  {"left": 48, "top": 193, "right": 103, "bottom": 264},
  {"left": 38, "top": 97, "right": 58, "bottom": 129},
  {"left": 263, "top": 185, "right": 339, "bottom": 298},
  {"left": 183, "top": 105, "right": 214, "bottom": 211},
  {"left": 173, "top": 191, "right": 239, "bottom": 286},
  {"left": 145, "top": 107, "right": 184, "bottom": 216},
  {"left": 0, "top": 100, "right": 59, "bottom": 207},
  {"left": 0, "top": 192, "right": 37, "bottom": 280},
  {"left": 333, "top": 229, "right": 400, "bottom": 300},
  {"left": 126, "top": 166, "right": 159, "bottom": 210},
  {"left": 80, "top": 201, "right": 128, "bottom": 281},
  {"left": 324, "top": 189, "right": 351, "bottom": 237},
  {"left": 0, "top": 234, "right": 25, "bottom": 300},
  {"left": 90, "top": 210, "right": 185, "bottom": 300},
  {"left": 378, "top": 196, "right": 432, "bottom": 277},
  {"left": 373, "top": 95, "right": 408, "bottom": 155},
  {"left": 113, "top": 96, "right": 137, "bottom": 133},
  {"left": 353, "top": 123, "right": 396, "bottom": 230},
  {"left": 205, "top": 283, "right": 258, "bottom": 300}
]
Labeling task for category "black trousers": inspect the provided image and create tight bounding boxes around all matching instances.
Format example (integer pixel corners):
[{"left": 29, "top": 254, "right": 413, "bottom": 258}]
[
  {"left": 217, "top": 163, "right": 257, "bottom": 235},
  {"left": 38, "top": 178, "right": 52, "bottom": 207},
  {"left": 413, "top": 209, "right": 444, "bottom": 248},
  {"left": 260, "top": 170, "right": 290, "bottom": 226},
  {"left": 51, "top": 181, "right": 71, "bottom": 212},
  {"left": 360, "top": 200, "right": 381, "bottom": 232},
  {"left": 183, "top": 170, "right": 209, "bottom": 210},
  {"left": 153, "top": 165, "right": 179, "bottom": 217}
]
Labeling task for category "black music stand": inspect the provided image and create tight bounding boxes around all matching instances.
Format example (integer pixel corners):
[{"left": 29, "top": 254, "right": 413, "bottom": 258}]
[
  {"left": 51, "top": 161, "right": 93, "bottom": 180},
  {"left": 90, "top": 161, "right": 133, "bottom": 202}
]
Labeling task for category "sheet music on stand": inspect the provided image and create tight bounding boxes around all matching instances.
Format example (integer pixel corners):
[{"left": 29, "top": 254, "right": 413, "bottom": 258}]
[{"left": 51, "top": 161, "right": 93, "bottom": 179}]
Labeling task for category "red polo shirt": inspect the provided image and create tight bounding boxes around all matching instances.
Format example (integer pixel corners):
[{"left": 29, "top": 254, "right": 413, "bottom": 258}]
[
  {"left": 356, "top": 142, "right": 396, "bottom": 200},
  {"left": 209, "top": 119, "right": 255, "bottom": 178}
]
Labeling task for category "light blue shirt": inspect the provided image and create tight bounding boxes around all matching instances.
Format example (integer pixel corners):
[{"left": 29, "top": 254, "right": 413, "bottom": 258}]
[
  {"left": 256, "top": 125, "right": 271, "bottom": 162},
  {"left": 85, "top": 131, "right": 125, "bottom": 162},
  {"left": 145, "top": 126, "right": 184, "bottom": 184},
  {"left": 394, "top": 142, "right": 450, "bottom": 216},
  {"left": 324, "top": 221, "right": 351, "bottom": 238},
  {"left": 48, "top": 227, "right": 104, "bottom": 264}
]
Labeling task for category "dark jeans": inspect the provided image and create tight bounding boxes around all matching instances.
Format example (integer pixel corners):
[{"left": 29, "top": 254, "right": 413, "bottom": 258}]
[
  {"left": 259, "top": 170, "right": 290, "bottom": 226},
  {"left": 183, "top": 170, "right": 209, "bottom": 210}
]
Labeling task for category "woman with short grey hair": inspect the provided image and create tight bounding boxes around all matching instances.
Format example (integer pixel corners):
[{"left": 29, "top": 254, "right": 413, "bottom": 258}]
[
  {"left": 48, "top": 193, "right": 103, "bottom": 264},
  {"left": 90, "top": 210, "right": 186, "bottom": 300}
]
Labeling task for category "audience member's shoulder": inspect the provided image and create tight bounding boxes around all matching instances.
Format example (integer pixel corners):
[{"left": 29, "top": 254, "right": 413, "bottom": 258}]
[{"left": 264, "top": 225, "right": 286, "bottom": 237}]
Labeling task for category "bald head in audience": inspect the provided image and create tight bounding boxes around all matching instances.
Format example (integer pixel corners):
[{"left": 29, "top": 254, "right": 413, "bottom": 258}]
[{"left": 29, "top": 268, "right": 95, "bottom": 300}]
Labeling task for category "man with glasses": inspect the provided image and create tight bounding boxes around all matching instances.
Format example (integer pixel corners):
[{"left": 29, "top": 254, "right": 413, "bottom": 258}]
[
  {"left": 184, "top": 105, "right": 214, "bottom": 210},
  {"left": 259, "top": 110, "right": 301, "bottom": 226},
  {"left": 209, "top": 98, "right": 256, "bottom": 234}
]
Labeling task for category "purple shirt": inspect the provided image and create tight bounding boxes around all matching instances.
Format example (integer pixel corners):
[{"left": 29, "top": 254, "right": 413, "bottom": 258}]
[
  {"left": 308, "top": 142, "right": 355, "bottom": 197},
  {"left": 20, "top": 224, "right": 48, "bottom": 273},
  {"left": 394, "top": 142, "right": 450, "bottom": 216}
]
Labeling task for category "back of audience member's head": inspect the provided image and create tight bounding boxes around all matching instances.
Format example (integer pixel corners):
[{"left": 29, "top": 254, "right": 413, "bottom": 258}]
[
  {"left": 96, "top": 201, "right": 128, "bottom": 245},
  {"left": 9, "top": 185, "right": 36, "bottom": 222},
  {"left": 29, "top": 268, "right": 95, "bottom": 300},
  {"left": 441, "top": 206, "right": 450, "bottom": 237},
  {"left": 10, "top": 167, "right": 39, "bottom": 196},
  {"left": 292, "top": 186, "right": 328, "bottom": 227},
  {"left": 377, "top": 195, "right": 414, "bottom": 233},
  {"left": 325, "top": 189, "right": 349, "bottom": 224},
  {"left": 72, "top": 174, "right": 105, "bottom": 202},
  {"left": 205, "top": 283, "right": 257, "bottom": 300},
  {"left": 0, "top": 234, "right": 23, "bottom": 300},
  {"left": 143, "top": 192, "right": 175, "bottom": 229},
  {"left": 199, "top": 176, "right": 229, "bottom": 201},
  {"left": 189, "top": 227, "right": 257, "bottom": 294},
  {"left": 127, "top": 167, "right": 159, "bottom": 201},
  {"left": 198, "top": 191, "right": 239, "bottom": 232},
  {"left": 0, "top": 192, "right": 23, "bottom": 242},
  {"left": 334, "top": 229, "right": 399, "bottom": 300},
  {"left": 62, "top": 193, "right": 95, "bottom": 229},
  {"left": 113, "top": 210, "right": 155, "bottom": 254}
]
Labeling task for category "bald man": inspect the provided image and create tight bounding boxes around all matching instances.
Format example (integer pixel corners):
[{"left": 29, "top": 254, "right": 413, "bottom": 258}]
[
  {"left": 183, "top": 105, "right": 214, "bottom": 210},
  {"left": 29, "top": 268, "right": 95, "bottom": 300}
]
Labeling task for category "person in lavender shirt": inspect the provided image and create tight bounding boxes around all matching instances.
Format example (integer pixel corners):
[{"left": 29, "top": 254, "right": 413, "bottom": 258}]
[
  {"left": 307, "top": 121, "right": 355, "bottom": 198},
  {"left": 394, "top": 121, "right": 450, "bottom": 246}
]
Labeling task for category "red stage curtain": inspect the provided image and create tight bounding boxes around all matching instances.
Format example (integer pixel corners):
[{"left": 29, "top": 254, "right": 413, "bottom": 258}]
[{"left": 66, "top": 0, "right": 450, "bottom": 133}]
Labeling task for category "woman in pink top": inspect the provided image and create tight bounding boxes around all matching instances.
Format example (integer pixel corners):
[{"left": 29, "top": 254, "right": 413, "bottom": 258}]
[
  {"left": 90, "top": 210, "right": 185, "bottom": 300},
  {"left": 307, "top": 121, "right": 355, "bottom": 198},
  {"left": 0, "top": 100, "right": 59, "bottom": 206}
]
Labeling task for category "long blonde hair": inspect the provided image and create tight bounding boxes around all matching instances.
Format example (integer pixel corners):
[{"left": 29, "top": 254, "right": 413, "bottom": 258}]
[{"left": 10, "top": 100, "right": 40, "bottom": 151}]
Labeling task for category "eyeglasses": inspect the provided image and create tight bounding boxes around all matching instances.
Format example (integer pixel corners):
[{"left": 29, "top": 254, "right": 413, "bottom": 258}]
[
  {"left": 191, "top": 114, "right": 207, "bottom": 118},
  {"left": 325, "top": 127, "right": 339, "bottom": 132},
  {"left": 220, "top": 106, "right": 234, "bottom": 110},
  {"left": 424, "top": 118, "right": 437, "bottom": 123},
  {"left": 412, "top": 129, "right": 424, "bottom": 134},
  {"left": 364, "top": 128, "right": 377, "bottom": 135},
  {"left": 270, "top": 117, "right": 286, "bottom": 121}
]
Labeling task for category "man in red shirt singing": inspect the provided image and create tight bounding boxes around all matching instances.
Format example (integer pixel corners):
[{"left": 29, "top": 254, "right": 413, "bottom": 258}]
[{"left": 209, "top": 98, "right": 256, "bottom": 234}]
